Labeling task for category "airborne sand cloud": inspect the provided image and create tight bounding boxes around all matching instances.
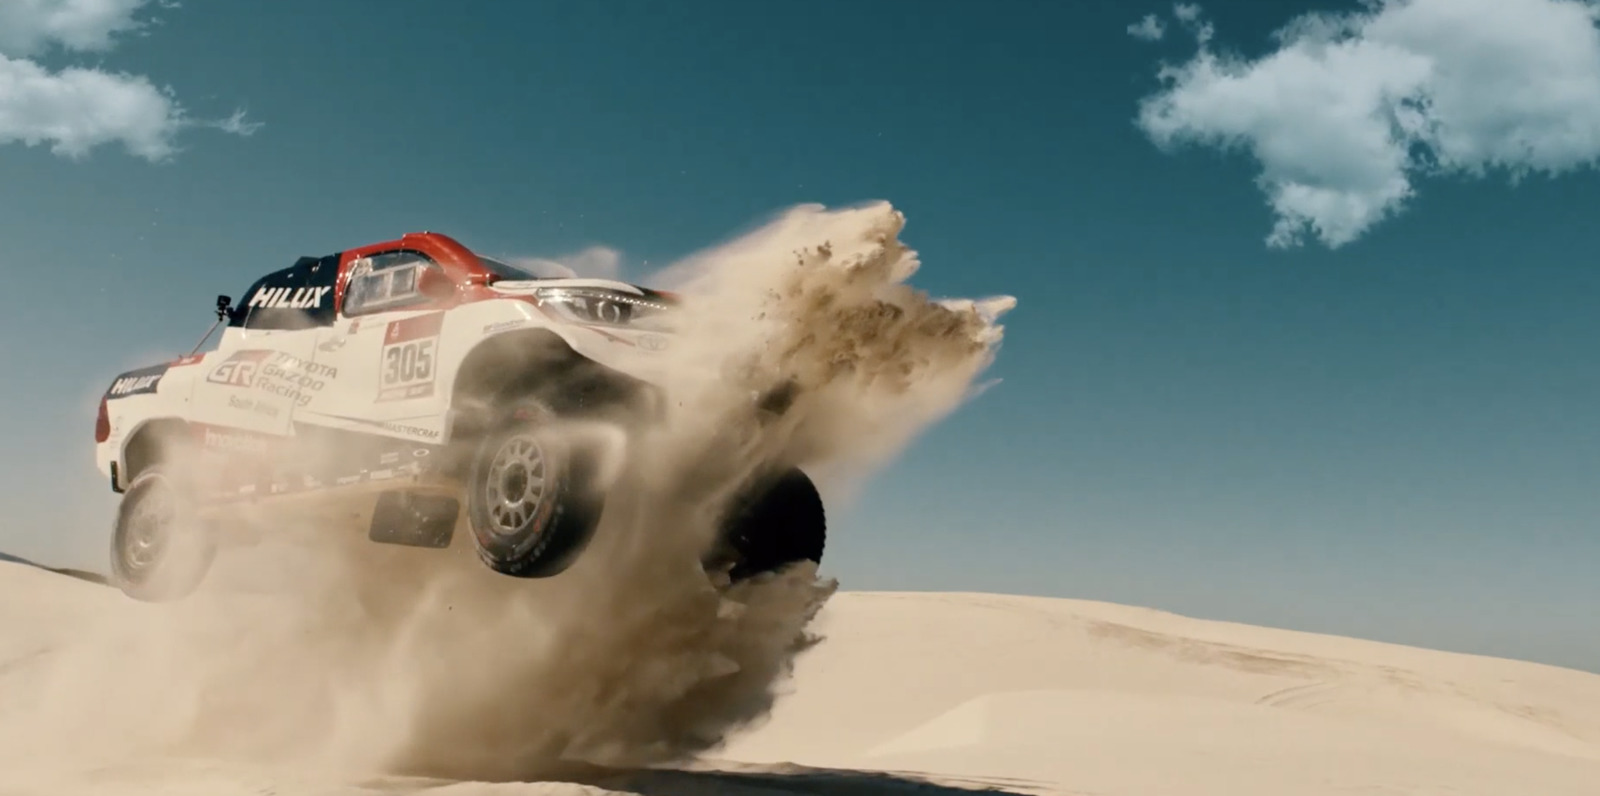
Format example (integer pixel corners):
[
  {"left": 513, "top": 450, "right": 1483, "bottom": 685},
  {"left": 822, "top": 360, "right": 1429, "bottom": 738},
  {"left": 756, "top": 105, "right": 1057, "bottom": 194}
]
[
  {"left": 0, "top": 0, "right": 258, "bottom": 161},
  {"left": 1132, "top": 0, "right": 1600, "bottom": 249},
  {"left": 0, "top": 201, "right": 1015, "bottom": 786}
]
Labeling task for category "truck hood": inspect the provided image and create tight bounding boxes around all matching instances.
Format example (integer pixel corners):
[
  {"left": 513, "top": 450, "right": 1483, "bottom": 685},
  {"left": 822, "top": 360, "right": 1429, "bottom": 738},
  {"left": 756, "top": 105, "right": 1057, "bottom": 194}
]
[{"left": 487, "top": 278, "right": 678, "bottom": 304}]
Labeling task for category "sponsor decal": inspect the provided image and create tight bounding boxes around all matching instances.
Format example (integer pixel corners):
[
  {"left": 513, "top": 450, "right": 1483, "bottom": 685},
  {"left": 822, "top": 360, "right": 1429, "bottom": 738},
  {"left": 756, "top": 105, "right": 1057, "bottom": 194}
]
[
  {"left": 378, "top": 312, "right": 444, "bottom": 403},
  {"left": 385, "top": 312, "right": 445, "bottom": 345},
  {"left": 380, "top": 421, "right": 441, "bottom": 440},
  {"left": 483, "top": 319, "right": 526, "bottom": 335},
  {"left": 636, "top": 333, "right": 668, "bottom": 352},
  {"left": 207, "top": 349, "right": 271, "bottom": 387},
  {"left": 177, "top": 414, "right": 456, "bottom": 502},
  {"left": 201, "top": 426, "right": 272, "bottom": 455},
  {"left": 110, "top": 374, "right": 161, "bottom": 395},
  {"left": 227, "top": 394, "right": 281, "bottom": 418},
  {"left": 266, "top": 352, "right": 338, "bottom": 379},
  {"left": 229, "top": 254, "right": 342, "bottom": 331},
  {"left": 106, "top": 364, "right": 167, "bottom": 398},
  {"left": 207, "top": 350, "right": 336, "bottom": 407},
  {"left": 300, "top": 411, "right": 444, "bottom": 443},
  {"left": 247, "top": 286, "right": 333, "bottom": 310},
  {"left": 201, "top": 438, "right": 440, "bottom": 501}
]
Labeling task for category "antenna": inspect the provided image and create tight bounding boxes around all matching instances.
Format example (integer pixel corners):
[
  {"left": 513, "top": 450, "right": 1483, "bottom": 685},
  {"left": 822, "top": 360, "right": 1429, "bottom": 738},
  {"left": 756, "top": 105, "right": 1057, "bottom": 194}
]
[{"left": 188, "top": 294, "right": 233, "bottom": 356}]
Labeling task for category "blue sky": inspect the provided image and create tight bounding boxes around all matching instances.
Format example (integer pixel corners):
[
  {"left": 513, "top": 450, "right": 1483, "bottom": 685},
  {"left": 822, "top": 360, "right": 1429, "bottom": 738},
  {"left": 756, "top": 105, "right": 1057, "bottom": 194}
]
[{"left": 3, "top": 0, "right": 1599, "bottom": 673}]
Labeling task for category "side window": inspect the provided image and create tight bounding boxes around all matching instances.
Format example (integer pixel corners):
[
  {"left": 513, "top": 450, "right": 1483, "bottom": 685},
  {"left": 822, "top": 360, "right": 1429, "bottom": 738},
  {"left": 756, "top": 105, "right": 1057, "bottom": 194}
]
[{"left": 343, "top": 251, "right": 442, "bottom": 316}]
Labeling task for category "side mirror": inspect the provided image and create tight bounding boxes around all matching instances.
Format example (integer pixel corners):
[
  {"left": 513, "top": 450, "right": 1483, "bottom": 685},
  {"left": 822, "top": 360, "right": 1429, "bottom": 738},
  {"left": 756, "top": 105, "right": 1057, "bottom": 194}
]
[
  {"left": 215, "top": 294, "right": 233, "bottom": 321},
  {"left": 417, "top": 268, "right": 456, "bottom": 300}
]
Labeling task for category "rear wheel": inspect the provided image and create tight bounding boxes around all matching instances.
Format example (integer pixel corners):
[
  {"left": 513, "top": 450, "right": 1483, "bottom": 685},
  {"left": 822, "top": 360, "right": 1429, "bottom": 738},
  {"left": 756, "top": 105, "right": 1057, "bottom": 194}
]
[
  {"left": 109, "top": 464, "right": 216, "bottom": 602},
  {"left": 464, "top": 399, "right": 605, "bottom": 578},
  {"left": 717, "top": 467, "right": 826, "bottom": 582}
]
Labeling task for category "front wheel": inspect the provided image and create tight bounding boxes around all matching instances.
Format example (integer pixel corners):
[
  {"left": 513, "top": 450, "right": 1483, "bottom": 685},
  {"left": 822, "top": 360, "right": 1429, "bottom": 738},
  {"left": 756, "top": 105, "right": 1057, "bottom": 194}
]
[
  {"left": 464, "top": 400, "right": 606, "bottom": 578},
  {"left": 109, "top": 464, "right": 217, "bottom": 602}
]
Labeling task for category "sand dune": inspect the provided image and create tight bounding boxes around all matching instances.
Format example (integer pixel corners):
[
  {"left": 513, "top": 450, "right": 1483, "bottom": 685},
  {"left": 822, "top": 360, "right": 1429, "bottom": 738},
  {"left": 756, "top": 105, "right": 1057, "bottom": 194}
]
[
  {"left": 8, "top": 202, "right": 1593, "bottom": 793},
  {"left": 714, "top": 591, "right": 1600, "bottom": 795},
  {"left": 3, "top": 560, "right": 1598, "bottom": 796}
]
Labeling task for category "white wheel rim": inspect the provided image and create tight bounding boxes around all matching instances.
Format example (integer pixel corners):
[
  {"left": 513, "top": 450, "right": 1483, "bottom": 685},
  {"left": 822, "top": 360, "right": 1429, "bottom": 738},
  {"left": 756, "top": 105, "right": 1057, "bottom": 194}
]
[
  {"left": 484, "top": 434, "right": 550, "bottom": 536},
  {"left": 121, "top": 480, "right": 176, "bottom": 572}
]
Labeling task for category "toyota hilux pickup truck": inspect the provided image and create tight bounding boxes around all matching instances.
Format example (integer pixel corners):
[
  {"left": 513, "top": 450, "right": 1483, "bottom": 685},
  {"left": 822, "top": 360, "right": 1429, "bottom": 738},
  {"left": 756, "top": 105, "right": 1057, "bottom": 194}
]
[{"left": 94, "top": 231, "right": 824, "bottom": 601}]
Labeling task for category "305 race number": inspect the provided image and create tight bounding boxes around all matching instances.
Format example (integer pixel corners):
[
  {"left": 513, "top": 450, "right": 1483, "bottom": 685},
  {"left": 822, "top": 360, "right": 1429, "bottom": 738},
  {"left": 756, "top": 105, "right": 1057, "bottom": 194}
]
[
  {"left": 377, "top": 312, "right": 444, "bottom": 402},
  {"left": 383, "top": 339, "right": 435, "bottom": 386}
]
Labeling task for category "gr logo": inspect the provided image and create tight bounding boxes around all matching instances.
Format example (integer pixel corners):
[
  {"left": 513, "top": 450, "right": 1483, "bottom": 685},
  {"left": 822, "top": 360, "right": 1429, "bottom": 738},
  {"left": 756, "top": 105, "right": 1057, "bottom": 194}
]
[{"left": 206, "top": 350, "right": 271, "bottom": 388}]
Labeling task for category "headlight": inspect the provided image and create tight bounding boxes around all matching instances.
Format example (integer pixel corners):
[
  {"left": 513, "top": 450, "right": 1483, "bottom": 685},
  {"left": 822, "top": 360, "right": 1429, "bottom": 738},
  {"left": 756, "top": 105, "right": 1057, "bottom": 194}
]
[{"left": 534, "top": 287, "right": 674, "bottom": 331}]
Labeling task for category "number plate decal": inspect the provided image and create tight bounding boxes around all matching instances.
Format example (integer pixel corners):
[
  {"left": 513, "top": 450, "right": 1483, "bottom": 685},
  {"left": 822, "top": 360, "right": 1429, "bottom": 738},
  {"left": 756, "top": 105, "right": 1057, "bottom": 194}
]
[{"left": 378, "top": 312, "right": 444, "bottom": 402}]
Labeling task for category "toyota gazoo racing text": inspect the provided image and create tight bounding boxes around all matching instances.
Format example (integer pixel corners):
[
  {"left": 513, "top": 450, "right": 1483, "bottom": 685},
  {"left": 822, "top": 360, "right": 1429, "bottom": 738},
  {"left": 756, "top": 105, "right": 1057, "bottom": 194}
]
[{"left": 93, "top": 232, "right": 825, "bottom": 601}]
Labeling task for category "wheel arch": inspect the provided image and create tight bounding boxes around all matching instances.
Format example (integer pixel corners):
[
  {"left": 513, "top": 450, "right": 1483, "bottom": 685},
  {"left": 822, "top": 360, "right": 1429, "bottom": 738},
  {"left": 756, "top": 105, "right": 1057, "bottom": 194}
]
[
  {"left": 117, "top": 417, "right": 194, "bottom": 489},
  {"left": 448, "top": 329, "right": 661, "bottom": 429}
]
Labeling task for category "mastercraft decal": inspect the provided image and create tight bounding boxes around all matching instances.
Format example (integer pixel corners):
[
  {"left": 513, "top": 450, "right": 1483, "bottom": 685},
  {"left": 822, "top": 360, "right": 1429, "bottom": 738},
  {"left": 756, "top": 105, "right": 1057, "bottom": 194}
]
[{"left": 381, "top": 421, "right": 441, "bottom": 440}]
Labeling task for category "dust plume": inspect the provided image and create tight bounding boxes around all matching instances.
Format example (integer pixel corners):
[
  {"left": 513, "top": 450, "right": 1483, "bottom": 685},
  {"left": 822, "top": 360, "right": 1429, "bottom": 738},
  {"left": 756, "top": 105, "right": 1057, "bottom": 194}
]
[{"left": 0, "top": 201, "right": 1014, "bottom": 785}]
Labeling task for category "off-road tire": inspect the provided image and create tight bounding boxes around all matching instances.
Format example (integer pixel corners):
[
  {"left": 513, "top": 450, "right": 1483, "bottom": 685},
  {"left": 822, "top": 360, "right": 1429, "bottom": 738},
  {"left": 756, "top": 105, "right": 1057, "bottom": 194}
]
[
  {"left": 720, "top": 467, "right": 827, "bottom": 582},
  {"left": 108, "top": 464, "right": 217, "bottom": 602},
  {"left": 464, "top": 399, "right": 605, "bottom": 578}
]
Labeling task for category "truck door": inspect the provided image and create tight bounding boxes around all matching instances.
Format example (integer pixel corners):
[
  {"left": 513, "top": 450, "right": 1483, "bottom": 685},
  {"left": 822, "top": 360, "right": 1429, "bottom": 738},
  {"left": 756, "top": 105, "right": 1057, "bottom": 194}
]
[
  {"left": 295, "top": 250, "right": 452, "bottom": 447},
  {"left": 186, "top": 254, "right": 341, "bottom": 441}
]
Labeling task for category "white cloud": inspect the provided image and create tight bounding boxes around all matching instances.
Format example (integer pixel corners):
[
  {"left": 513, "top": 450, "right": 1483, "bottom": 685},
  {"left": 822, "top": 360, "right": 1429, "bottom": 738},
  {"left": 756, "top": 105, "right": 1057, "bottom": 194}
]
[
  {"left": 1128, "top": 15, "right": 1166, "bottom": 42},
  {"left": 1133, "top": 0, "right": 1600, "bottom": 248},
  {"left": 0, "top": 0, "right": 150, "bottom": 57},
  {"left": 1172, "top": 2, "right": 1213, "bottom": 46},
  {"left": 505, "top": 246, "right": 625, "bottom": 280},
  {"left": 0, "top": 54, "right": 181, "bottom": 160},
  {"left": 0, "top": 0, "right": 254, "bottom": 162},
  {"left": 211, "top": 108, "right": 263, "bottom": 137}
]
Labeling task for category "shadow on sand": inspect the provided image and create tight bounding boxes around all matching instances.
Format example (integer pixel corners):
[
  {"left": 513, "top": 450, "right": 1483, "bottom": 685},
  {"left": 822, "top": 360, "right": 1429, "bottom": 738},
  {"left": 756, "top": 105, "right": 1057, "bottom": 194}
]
[
  {"left": 361, "top": 762, "right": 1058, "bottom": 796},
  {"left": 587, "top": 762, "right": 1058, "bottom": 796}
]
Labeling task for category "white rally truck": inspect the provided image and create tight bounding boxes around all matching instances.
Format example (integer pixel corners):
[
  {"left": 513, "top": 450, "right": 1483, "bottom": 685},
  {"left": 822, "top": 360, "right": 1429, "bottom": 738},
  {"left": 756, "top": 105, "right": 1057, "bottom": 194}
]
[{"left": 93, "top": 231, "right": 824, "bottom": 601}]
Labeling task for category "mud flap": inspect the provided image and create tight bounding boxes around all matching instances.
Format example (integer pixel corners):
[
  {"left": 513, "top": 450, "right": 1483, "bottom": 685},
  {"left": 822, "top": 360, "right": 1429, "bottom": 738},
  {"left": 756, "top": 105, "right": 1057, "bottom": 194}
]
[{"left": 368, "top": 490, "right": 459, "bottom": 548}]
